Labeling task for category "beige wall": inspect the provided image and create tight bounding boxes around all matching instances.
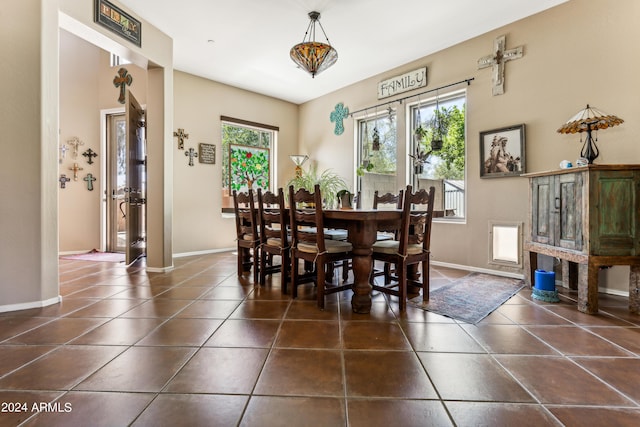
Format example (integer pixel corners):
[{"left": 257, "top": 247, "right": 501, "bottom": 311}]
[
  {"left": 58, "top": 42, "right": 300, "bottom": 255},
  {"left": 57, "top": 0, "right": 174, "bottom": 272},
  {"left": 297, "top": 0, "right": 640, "bottom": 293},
  {"left": 0, "top": 0, "right": 173, "bottom": 312},
  {"left": 58, "top": 30, "right": 148, "bottom": 252},
  {"left": 0, "top": 0, "right": 52, "bottom": 307},
  {"left": 172, "top": 71, "right": 299, "bottom": 254}
]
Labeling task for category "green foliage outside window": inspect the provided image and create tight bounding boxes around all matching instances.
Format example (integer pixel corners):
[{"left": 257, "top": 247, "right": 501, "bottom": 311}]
[
  {"left": 414, "top": 102, "right": 465, "bottom": 180},
  {"left": 358, "top": 115, "right": 397, "bottom": 175}
]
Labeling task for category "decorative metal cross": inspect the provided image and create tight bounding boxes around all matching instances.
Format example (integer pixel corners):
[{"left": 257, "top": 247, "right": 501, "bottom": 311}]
[
  {"left": 67, "top": 137, "right": 84, "bottom": 159},
  {"left": 83, "top": 173, "right": 96, "bottom": 191},
  {"left": 173, "top": 128, "right": 189, "bottom": 150},
  {"left": 477, "top": 35, "right": 523, "bottom": 96},
  {"left": 59, "top": 144, "right": 69, "bottom": 164},
  {"left": 59, "top": 174, "right": 71, "bottom": 189},
  {"left": 69, "top": 162, "right": 83, "bottom": 181},
  {"left": 113, "top": 67, "right": 133, "bottom": 104},
  {"left": 330, "top": 102, "right": 349, "bottom": 135},
  {"left": 82, "top": 148, "right": 98, "bottom": 165},
  {"left": 185, "top": 147, "right": 198, "bottom": 166}
]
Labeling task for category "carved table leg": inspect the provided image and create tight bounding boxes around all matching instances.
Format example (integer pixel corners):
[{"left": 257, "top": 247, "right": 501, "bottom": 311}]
[
  {"left": 348, "top": 220, "right": 378, "bottom": 314},
  {"left": 351, "top": 248, "right": 373, "bottom": 314},
  {"left": 407, "top": 264, "right": 421, "bottom": 296}
]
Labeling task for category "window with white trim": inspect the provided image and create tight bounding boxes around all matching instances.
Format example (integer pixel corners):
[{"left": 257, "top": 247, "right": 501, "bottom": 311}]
[
  {"left": 409, "top": 91, "right": 466, "bottom": 219},
  {"left": 220, "top": 117, "right": 277, "bottom": 212}
]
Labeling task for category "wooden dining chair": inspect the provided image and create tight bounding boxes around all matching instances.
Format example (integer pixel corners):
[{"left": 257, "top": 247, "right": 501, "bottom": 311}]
[
  {"left": 372, "top": 190, "right": 404, "bottom": 210},
  {"left": 371, "top": 189, "right": 404, "bottom": 284},
  {"left": 232, "top": 189, "right": 260, "bottom": 283},
  {"left": 371, "top": 185, "right": 435, "bottom": 310},
  {"left": 256, "top": 188, "right": 290, "bottom": 292},
  {"left": 288, "top": 184, "right": 354, "bottom": 309}
]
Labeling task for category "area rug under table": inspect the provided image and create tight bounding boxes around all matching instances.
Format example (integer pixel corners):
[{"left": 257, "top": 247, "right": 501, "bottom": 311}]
[{"left": 409, "top": 272, "right": 525, "bottom": 324}]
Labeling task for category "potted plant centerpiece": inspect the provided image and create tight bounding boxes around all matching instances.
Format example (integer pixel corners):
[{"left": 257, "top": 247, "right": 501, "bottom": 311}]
[{"left": 286, "top": 163, "right": 348, "bottom": 208}]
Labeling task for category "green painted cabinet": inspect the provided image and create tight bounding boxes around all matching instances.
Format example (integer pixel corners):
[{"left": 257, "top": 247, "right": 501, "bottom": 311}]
[
  {"left": 530, "top": 165, "right": 639, "bottom": 256},
  {"left": 525, "top": 165, "right": 640, "bottom": 314},
  {"left": 531, "top": 171, "right": 583, "bottom": 250}
]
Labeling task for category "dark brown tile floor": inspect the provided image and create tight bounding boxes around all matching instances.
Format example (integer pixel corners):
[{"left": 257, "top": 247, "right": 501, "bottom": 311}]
[{"left": 1, "top": 252, "right": 639, "bottom": 426}]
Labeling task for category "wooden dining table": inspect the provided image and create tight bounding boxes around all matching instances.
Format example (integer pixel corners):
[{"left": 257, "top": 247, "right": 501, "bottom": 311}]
[
  {"left": 322, "top": 209, "right": 402, "bottom": 313},
  {"left": 323, "top": 208, "right": 447, "bottom": 313}
]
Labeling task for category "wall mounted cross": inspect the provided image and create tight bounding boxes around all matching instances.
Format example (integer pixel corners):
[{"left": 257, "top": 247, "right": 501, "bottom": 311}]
[
  {"left": 83, "top": 173, "right": 96, "bottom": 191},
  {"left": 59, "top": 144, "right": 68, "bottom": 164},
  {"left": 185, "top": 147, "right": 198, "bottom": 166},
  {"left": 113, "top": 67, "right": 133, "bottom": 104},
  {"left": 173, "top": 128, "right": 189, "bottom": 150},
  {"left": 59, "top": 174, "right": 71, "bottom": 189},
  {"left": 477, "top": 35, "right": 523, "bottom": 96},
  {"left": 69, "top": 163, "right": 83, "bottom": 181},
  {"left": 82, "top": 148, "right": 98, "bottom": 165},
  {"left": 67, "top": 137, "right": 84, "bottom": 159},
  {"left": 330, "top": 102, "right": 349, "bottom": 135}
]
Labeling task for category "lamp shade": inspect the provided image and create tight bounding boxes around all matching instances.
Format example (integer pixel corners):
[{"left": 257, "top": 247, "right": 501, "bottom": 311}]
[
  {"left": 289, "top": 155, "right": 309, "bottom": 166},
  {"left": 557, "top": 104, "right": 623, "bottom": 134},
  {"left": 557, "top": 104, "right": 623, "bottom": 164},
  {"left": 290, "top": 154, "right": 309, "bottom": 178},
  {"left": 290, "top": 11, "right": 338, "bottom": 78}
]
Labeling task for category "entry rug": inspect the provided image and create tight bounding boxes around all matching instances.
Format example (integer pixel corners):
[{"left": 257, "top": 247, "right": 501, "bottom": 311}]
[
  {"left": 409, "top": 273, "right": 525, "bottom": 324},
  {"left": 60, "top": 250, "right": 125, "bottom": 263}
]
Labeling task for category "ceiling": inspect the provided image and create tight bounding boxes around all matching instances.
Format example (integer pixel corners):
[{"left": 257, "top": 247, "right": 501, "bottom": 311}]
[{"left": 117, "top": 0, "right": 567, "bottom": 105}]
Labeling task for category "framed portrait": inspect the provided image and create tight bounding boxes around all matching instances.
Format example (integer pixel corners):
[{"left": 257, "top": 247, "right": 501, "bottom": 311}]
[
  {"left": 228, "top": 144, "right": 270, "bottom": 193},
  {"left": 480, "top": 124, "right": 526, "bottom": 178}
]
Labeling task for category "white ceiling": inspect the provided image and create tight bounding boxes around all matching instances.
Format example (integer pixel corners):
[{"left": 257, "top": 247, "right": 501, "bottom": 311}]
[{"left": 117, "top": 0, "right": 567, "bottom": 104}]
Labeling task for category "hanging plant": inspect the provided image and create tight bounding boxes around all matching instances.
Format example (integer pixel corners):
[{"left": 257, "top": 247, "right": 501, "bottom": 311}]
[
  {"left": 430, "top": 95, "right": 449, "bottom": 151},
  {"left": 371, "top": 127, "right": 380, "bottom": 151},
  {"left": 409, "top": 145, "right": 431, "bottom": 175},
  {"left": 356, "top": 160, "right": 375, "bottom": 176}
]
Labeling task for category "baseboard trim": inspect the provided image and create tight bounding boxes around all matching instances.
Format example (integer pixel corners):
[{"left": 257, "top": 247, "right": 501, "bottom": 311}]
[
  {"left": 430, "top": 260, "right": 525, "bottom": 280},
  {"left": 173, "top": 247, "right": 235, "bottom": 258},
  {"left": 598, "top": 287, "right": 629, "bottom": 297},
  {"left": 58, "top": 250, "right": 94, "bottom": 256},
  {"left": 0, "top": 295, "right": 62, "bottom": 314},
  {"left": 146, "top": 266, "right": 174, "bottom": 273}
]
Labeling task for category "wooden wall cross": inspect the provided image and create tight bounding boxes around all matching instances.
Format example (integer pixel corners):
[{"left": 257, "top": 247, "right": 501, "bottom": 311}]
[
  {"left": 113, "top": 67, "right": 133, "bottom": 104},
  {"left": 69, "top": 163, "right": 83, "bottom": 181},
  {"left": 67, "top": 137, "right": 84, "bottom": 159},
  {"left": 82, "top": 148, "right": 98, "bottom": 165},
  {"left": 477, "top": 35, "right": 523, "bottom": 96},
  {"left": 83, "top": 173, "right": 96, "bottom": 191},
  {"left": 173, "top": 128, "right": 189, "bottom": 150},
  {"left": 185, "top": 147, "right": 198, "bottom": 166},
  {"left": 59, "top": 174, "right": 71, "bottom": 189}
]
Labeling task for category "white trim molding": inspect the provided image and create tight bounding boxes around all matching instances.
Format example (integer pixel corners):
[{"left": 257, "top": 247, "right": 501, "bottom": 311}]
[{"left": 0, "top": 296, "right": 62, "bottom": 314}]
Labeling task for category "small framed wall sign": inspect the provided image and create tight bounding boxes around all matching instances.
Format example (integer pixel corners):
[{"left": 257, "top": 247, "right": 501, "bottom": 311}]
[
  {"left": 480, "top": 124, "right": 526, "bottom": 178},
  {"left": 94, "top": 0, "right": 142, "bottom": 47},
  {"left": 199, "top": 143, "right": 216, "bottom": 164}
]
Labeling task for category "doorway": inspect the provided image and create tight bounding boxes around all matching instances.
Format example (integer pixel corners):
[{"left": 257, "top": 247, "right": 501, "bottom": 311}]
[{"left": 104, "top": 91, "right": 147, "bottom": 264}]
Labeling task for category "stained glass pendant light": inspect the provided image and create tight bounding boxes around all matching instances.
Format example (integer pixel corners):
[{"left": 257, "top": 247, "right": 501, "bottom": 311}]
[{"left": 290, "top": 11, "right": 338, "bottom": 78}]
